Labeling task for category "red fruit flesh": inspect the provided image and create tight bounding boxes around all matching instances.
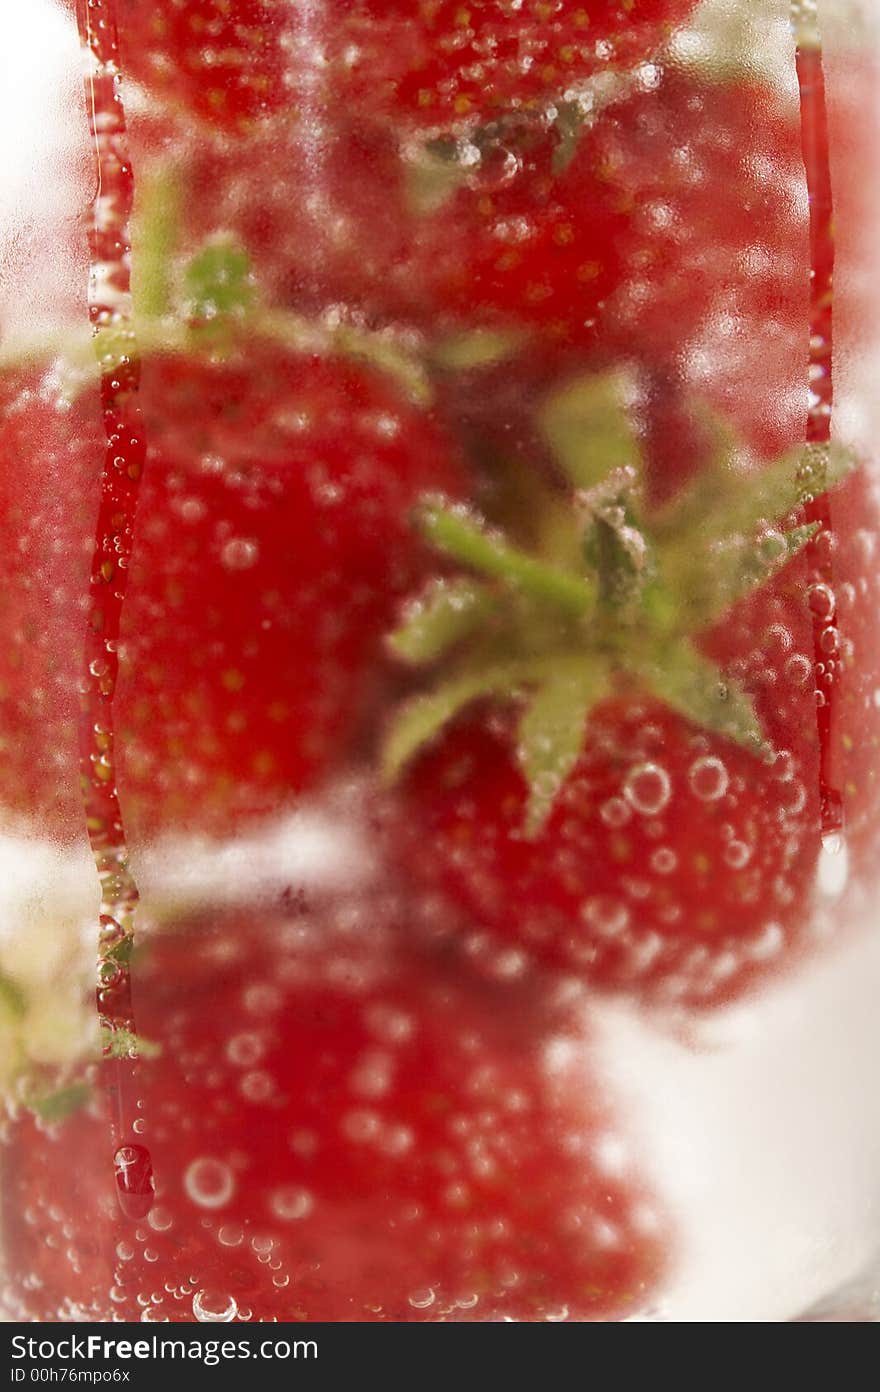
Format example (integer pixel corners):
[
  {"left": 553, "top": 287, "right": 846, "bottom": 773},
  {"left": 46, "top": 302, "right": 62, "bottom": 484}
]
[
  {"left": 582, "top": 69, "right": 810, "bottom": 461},
  {"left": 181, "top": 121, "right": 429, "bottom": 327},
  {"left": 116, "top": 1, "right": 295, "bottom": 134},
  {"left": 0, "top": 349, "right": 465, "bottom": 842},
  {"left": 328, "top": 1, "right": 699, "bottom": 131},
  {"left": 1, "top": 903, "right": 665, "bottom": 1322},
  {"left": 104, "top": 1, "right": 698, "bottom": 135},
  {"left": 395, "top": 700, "right": 820, "bottom": 1010}
]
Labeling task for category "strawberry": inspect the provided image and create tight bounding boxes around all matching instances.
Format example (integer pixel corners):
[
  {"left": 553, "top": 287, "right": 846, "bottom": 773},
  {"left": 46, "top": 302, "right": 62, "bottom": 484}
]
[
  {"left": 392, "top": 695, "right": 820, "bottom": 1009},
  {"left": 381, "top": 372, "right": 874, "bottom": 1009},
  {"left": 113, "top": 2, "right": 295, "bottom": 135},
  {"left": 325, "top": 1, "right": 699, "bottom": 133},
  {"left": 0, "top": 899, "right": 665, "bottom": 1321},
  {"left": 0, "top": 339, "right": 465, "bottom": 842},
  {"left": 85, "top": 1, "right": 697, "bottom": 137},
  {"left": 586, "top": 70, "right": 809, "bottom": 464},
  {"left": 178, "top": 119, "right": 431, "bottom": 328},
  {"left": 164, "top": 65, "right": 804, "bottom": 392}
]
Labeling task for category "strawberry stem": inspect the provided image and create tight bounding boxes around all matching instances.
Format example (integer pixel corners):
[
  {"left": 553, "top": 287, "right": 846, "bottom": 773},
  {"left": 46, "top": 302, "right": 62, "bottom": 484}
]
[
  {"left": 419, "top": 500, "right": 595, "bottom": 617},
  {"left": 130, "top": 165, "right": 181, "bottom": 320}
]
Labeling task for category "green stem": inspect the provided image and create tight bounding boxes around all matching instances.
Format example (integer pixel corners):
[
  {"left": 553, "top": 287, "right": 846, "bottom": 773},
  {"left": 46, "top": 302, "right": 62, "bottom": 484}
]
[
  {"left": 419, "top": 503, "right": 595, "bottom": 617},
  {"left": 130, "top": 166, "right": 181, "bottom": 320}
]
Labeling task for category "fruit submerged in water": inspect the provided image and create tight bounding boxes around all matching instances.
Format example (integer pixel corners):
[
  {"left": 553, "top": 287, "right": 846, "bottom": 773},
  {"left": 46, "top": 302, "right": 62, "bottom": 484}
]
[
  {"left": 1, "top": 900, "right": 665, "bottom": 1321},
  {"left": 0, "top": 347, "right": 465, "bottom": 842}
]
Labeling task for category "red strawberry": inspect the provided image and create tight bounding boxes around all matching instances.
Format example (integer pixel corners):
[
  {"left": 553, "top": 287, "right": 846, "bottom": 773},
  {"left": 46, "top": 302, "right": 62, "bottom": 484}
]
[
  {"left": 169, "top": 68, "right": 804, "bottom": 382},
  {"left": 422, "top": 70, "right": 805, "bottom": 366},
  {"left": 702, "top": 466, "right": 880, "bottom": 887},
  {"left": 114, "top": 1, "right": 295, "bottom": 135},
  {"left": 0, "top": 900, "right": 665, "bottom": 1321},
  {"left": 586, "top": 70, "right": 809, "bottom": 463},
  {"left": 411, "top": 70, "right": 807, "bottom": 491},
  {"left": 166, "top": 110, "right": 625, "bottom": 351},
  {"left": 0, "top": 344, "right": 465, "bottom": 842},
  {"left": 381, "top": 373, "right": 877, "bottom": 1010},
  {"left": 326, "top": 1, "right": 698, "bottom": 132},
  {"left": 90, "top": 1, "right": 697, "bottom": 137},
  {"left": 179, "top": 120, "right": 430, "bottom": 327},
  {"left": 393, "top": 691, "right": 821, "bottom": 1010},
  {"left": 419, "top": 119, "right": 629, "bottom": 350}
]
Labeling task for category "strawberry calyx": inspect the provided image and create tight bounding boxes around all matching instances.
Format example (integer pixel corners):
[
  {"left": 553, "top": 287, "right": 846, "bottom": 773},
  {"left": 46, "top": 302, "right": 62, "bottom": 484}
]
[
  {"left": 385, "top": 370, "right": 854, "bottom": 835},
  {"left": 0, "top": 269, "right": 431, "bottom": 411},
  {"left": 25, "top": 1082, "right": 92, "bottom": 1125}
]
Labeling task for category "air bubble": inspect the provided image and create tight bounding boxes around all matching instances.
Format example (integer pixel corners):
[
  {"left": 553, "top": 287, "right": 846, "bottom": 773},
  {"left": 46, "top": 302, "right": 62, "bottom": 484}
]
[
  {"left": 221, "top": 537, "right": 259, "bottom": 570},
  {"left": 748, "top": 922, "right": 785, "bottom": 961},
  {"left": 183, "top": 1158, "right": 235, "bottom": 1210},
  {"left": 807, "top": 582, "right": 836, "bottom": 621},
  {"left": 147, "top": 1207, "right": 173, "bottom": 1232},
  {"left": 192, "top": 1290, "right": 238, "bottom": 1323},
  {"left": 688, "top": 756, "right": 729, "bottom": 802},
  {"left": 581, "top": 896, "right": 629, "bottom": 938},
  {"left": 818, "top": 832, "right": 849, "bottom": 898},
  {"left": 218, "top": 1224, "right": 244, "bottom": 1248},
  {"left": 723, "top": 840, "right": 752, "bottom": 870},
  {"left": 349, "top": 1049, "right": 392, "bottom": 1099},
  {"left": 600, "top": 796, "right": 631, "bottom": 828},
  {"left": 226, "top": 1032, "right": 266, "bottom": 1067},
  {"left": 780, "top": 780, "right": 807, "bottom": 817},
  {"left": 784, "top": 653, "right": 812, "bottom": 687},
  {"left": 650, "top": 847, "right": 677, "bottom": 875},
  {"left": 819, "top": 626, "right": 840, "bottom": 656},
  {"left": 408, "top": 1288, "right": 436, "bottom": 1309},
  {"left": 140, "top": 1306, "right": 168, "bottom": 1323},
  {"left": 545, "top": 1305, "right": 570, "bottom": 1322},
  {"left": 623, "top": 762, "right": 671, "bottom": 816},
  {"left": 269, "top": 1186, "right": 313, "bottom": 1221},
  {"left": 240, "top": 1070, "right": 274, "bottom": 1102},
  {"left": 365, "top": 1004, "right": 414, "bottom": 1045}
]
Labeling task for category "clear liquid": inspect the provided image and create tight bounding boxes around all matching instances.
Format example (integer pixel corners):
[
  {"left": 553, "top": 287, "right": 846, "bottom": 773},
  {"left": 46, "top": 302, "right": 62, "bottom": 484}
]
[{"left": 1, "top": 0, "right": 880, "bottom": 1324}]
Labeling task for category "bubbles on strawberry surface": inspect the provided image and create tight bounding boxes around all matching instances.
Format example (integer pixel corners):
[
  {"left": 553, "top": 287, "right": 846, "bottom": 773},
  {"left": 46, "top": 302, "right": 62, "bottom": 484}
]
[
  {"left": 7, "top": 0, "right": 880, "bottom": 1329},
  {"left": 0, "top": 347, "right": 467, "bottom": 842},
  {"left": 0, "top": 898, "right": 666, "bottom": 1322},
  {"left": 94, "top": 1, "right": 699, "bottom": 137}
]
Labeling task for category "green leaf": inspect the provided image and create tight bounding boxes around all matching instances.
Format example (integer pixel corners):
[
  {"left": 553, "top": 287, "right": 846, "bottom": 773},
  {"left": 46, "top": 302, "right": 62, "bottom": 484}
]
[
  {"left": 703, "top": 442, "right": 853, "bottom": 549},
  {"left": 655, "top": 432, "right": 856, "bottom": 627},
  {"left": 103, "top": 934, "right": 134, "bottom": 967},
  {"left": 632, "top": 640, "right": 767, "bottom": 755},
  {"left": 28, "top": 1082, "right": 91, "bottom": 1124},
  {"left": 517, "top": 659, "right": 608, "bottom": 836},
  {"left": 431, "top": 330, "right": 526, "bottom": 372},
  {"left": 670, "top": 521, "right": 818, "bottom": 629},
  {"left": 539, "top": 371, "right": 641, "bottom": 491},
  {"left": 388, "top": 578, "right": 496, "bottom": 666},
  {"left": 579, "top": 465, "right": 650, "bottom": 611},
  {"left": 105, "top": 1028, "right": 161, "bottom": 1061},
  {"left": 383, "top": 661, "right": 536, "bottom": 781},
  {"left": 184, "top": 240, "right": 256, "bottom": 321},
  {"left": 651, "top": 404, "right": 743, "bottom": 542},
  {"left": 792, "top": 440, "right": 855, "bottom": 503},
  {"left": 418, "top": 499, "right": 595, "bottom": 617},
  {"left": 657, "top": 437, "right": 854, "bottom": 552},
  {"left": 0, "top": 971, "right": 26, "bottom": 1020},
  {"left": 328, "top": 322, "right": 433, "bottom": 408}
]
